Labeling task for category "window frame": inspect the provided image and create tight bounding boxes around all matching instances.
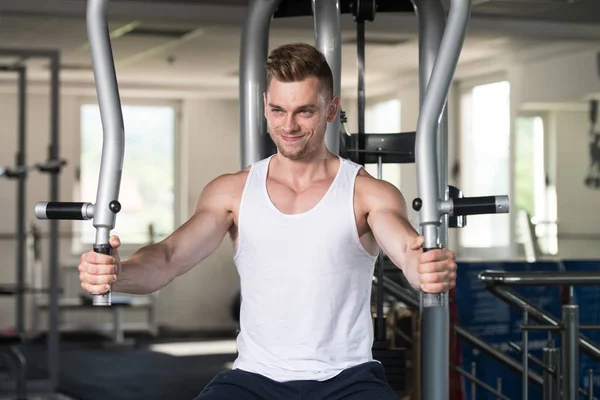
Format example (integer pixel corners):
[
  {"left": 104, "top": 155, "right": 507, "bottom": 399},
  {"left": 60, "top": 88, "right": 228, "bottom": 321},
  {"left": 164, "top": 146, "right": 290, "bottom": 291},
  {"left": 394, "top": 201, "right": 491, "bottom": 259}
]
[{"left": 71, "top": 96, "right": 184, "bottom": 257}]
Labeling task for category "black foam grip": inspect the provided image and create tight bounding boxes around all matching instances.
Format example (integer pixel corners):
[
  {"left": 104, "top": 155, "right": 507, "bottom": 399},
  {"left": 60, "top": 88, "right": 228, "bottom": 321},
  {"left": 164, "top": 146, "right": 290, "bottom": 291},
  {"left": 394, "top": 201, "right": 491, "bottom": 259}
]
[
  {"left": 93, "top": 244, "right": 112, "bottom": 256},
  {"left": 46, "top": 202, "right": 86, "bottom": 220},
  {"left": 453, "top": 196, "right": 497, "bottom": 216},
  {"left": 423, "top": 246, "right": 442, "bottom": 252}
]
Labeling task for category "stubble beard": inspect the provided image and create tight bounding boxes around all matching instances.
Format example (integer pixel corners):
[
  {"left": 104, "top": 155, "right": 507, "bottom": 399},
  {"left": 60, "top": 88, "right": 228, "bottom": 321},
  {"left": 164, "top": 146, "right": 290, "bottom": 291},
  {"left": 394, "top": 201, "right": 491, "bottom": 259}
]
[
  {"left": 270, "top": 121, "right": 327, "bottom": 161},
  {"left": 275, "top": 134, "right": 310, "bottom": 160}
]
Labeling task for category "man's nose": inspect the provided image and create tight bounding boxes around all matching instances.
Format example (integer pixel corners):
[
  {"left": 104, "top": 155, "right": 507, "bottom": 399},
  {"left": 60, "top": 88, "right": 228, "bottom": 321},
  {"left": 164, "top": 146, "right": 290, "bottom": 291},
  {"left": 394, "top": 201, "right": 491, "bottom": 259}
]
[{"left": 282, "top": 114, "right": 299, "bottom": 132}]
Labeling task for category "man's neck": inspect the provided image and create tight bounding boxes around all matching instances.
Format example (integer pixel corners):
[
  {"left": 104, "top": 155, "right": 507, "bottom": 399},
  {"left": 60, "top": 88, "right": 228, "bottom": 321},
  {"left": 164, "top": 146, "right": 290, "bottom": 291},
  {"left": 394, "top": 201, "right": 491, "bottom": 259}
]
[{"left": 271, "top": 146, "right": 337, "bottom": 188}]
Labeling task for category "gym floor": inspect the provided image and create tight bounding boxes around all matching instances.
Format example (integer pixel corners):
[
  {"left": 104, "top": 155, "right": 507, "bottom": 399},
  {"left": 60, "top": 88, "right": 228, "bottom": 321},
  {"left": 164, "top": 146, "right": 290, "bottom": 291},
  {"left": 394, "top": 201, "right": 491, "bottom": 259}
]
[{"left": 1, "top": 332, "right": 240, "bottom": 400}]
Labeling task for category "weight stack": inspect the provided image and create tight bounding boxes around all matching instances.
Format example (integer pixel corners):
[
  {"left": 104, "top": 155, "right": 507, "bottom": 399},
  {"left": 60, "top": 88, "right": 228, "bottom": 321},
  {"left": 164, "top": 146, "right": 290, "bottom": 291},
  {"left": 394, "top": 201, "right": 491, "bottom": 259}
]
[{"left": 372, "top": 344, "right": 407, "bottom": 393}]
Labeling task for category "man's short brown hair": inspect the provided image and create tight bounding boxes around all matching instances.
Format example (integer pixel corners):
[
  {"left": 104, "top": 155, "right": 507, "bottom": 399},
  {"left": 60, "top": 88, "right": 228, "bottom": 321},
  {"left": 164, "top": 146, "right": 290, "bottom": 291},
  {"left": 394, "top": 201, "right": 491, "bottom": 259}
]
[{"left": 266, "top": 43, "right": 334, "bottom": 99}]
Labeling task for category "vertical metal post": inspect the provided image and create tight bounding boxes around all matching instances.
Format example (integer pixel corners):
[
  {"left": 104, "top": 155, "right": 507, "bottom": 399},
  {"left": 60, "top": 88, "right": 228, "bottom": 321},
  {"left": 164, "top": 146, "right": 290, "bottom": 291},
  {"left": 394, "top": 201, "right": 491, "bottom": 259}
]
[
  {"left": 562, "top": 304, "right": 579, "bottom": 400},
  {"left": 553, "top": 346, "right": 561, "bottom": 400},
  {"left": 542, "top": 347, "right": 554, "bottom": 400},
  {"left": 589, "top": 369, "right": 594, "bottom": 400},
  {"left": 312, "top": 0, "right": 341, "bottom": 155},
  {"left": 496, "top": 377, "right": 502, "bottom": 399},
  {"left": 522, "top": 308, "right": 529, "bottom": 400},
  {"left": 375, "top": 156, "right": 385, "bottom": 341},
  {"left": 356, "top": 19, "right": 366, "bottom": 166},
  {"left": 413, "top": 308, "right": 421, "bottom": 400},
  {"left": 412, "top": 7, "right": 448, "bottom": 397},
  {"left": 239, "top": 0, "right": 282, "bottom": 168},
  {"left": 546, "top": 332, "right": 561, "bottom": 400},
  {"left": 16, "top": 66, "right": 27, "bottom": 341},
  {"left": 543, "top": 346, "right": 556, "bottom": 400},
  {"left": 471, "top": 361, "right": 477, "bottom": 400},
  {"left": 48, "top": 50, "right": 61, "bottom": 392}
]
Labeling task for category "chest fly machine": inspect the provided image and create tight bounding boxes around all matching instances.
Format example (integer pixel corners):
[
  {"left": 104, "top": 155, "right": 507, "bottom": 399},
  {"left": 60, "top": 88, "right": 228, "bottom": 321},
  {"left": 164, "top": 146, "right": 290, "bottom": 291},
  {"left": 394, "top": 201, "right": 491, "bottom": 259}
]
[{"left": 239, "top": 0, "right": 509, "bottom": 399}]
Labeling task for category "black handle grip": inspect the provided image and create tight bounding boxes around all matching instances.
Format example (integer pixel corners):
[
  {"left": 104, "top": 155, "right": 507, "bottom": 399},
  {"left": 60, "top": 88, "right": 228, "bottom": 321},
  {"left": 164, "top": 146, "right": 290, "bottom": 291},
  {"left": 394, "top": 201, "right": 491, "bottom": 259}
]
[
  {"left": 453, "top": 195, "right": 509, "bottom": 216},
  {"left": 92, "top": 244, "right": 112, "bottom": 306},
  {"left": 35, "top": 202, "right": 93, "bottom": 220},
  {"left": 423, "top": 246, "right": 442, "bottom": 252},
  {"left": 93, "top": 244, "right": 112, "bottom": 255},
  {"left": 453, "top": 196, "right": 496, "bottom": 215},
  {"left": 47, "top": 202, "right": 86, "bottom": 219}
]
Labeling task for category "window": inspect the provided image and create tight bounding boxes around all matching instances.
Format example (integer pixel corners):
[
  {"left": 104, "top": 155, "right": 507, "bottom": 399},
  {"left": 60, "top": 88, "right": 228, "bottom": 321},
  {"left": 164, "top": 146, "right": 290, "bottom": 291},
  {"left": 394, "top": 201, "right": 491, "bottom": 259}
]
[
  {"left": 365, "top": 99, "right": 402, "bottom": 189},
  {"left": 459, "top": 81, "right": 511, "bottom": 249},
  {"left": 76, "top": 103, "right": 178, "bottom": 246},
  {"left": 515, "top": 114, "right": 557, "bottom": 255},
  {"left": 514, "top": 116, "right": 543, "bottom": 218}
]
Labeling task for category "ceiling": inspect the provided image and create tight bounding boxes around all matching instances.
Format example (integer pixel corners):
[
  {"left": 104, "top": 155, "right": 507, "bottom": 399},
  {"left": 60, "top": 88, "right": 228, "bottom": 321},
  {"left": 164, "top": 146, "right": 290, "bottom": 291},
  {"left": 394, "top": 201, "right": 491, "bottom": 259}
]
[{"left": 0, "top": 0, "right": 598, "bottom": 99}]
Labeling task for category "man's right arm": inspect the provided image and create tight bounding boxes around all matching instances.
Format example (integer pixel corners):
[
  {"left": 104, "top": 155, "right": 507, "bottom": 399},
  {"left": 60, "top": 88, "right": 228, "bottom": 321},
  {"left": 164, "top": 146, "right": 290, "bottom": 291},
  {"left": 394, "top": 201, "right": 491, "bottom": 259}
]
[{"left": 79, "top": 173, "right": 238, "bottom": 295}]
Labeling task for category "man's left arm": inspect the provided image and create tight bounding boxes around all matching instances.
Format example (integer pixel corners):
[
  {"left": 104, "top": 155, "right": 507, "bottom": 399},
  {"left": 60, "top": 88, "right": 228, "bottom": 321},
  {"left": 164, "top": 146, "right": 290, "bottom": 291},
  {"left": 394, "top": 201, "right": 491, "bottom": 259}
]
[{"left": 362, "top": 177, "right": 457, "bottom": 293}]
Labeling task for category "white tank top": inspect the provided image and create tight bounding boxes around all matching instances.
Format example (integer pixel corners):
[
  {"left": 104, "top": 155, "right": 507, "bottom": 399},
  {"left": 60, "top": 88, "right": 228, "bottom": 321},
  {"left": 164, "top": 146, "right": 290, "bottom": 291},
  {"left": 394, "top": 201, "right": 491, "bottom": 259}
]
[{"left": 231, "top": 155, "right": 379, "bottom": 382}]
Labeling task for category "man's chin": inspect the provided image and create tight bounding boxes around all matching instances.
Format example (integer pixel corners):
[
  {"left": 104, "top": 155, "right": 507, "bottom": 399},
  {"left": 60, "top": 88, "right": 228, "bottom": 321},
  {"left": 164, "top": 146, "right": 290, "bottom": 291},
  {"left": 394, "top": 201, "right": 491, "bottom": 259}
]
[
  {"left": 279, "top": 151, "right": 304, "bottom": 160},
  {"left": 277, "top": 146, "right": 307, "bottom": 161}
]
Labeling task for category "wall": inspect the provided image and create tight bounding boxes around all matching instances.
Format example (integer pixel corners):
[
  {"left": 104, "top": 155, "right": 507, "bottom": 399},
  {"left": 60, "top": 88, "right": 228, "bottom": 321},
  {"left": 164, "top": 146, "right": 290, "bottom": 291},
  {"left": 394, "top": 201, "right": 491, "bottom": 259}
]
[
  {"left": 513, "top": 47, "right": 600, "bottom": 260},
  {"left": 550, "top": 109, "right": 600, "bottom": 259},
  {"left": 520, "top": 48, "right": 600, "bottom": 105},
  {"left": 165, "top": 98, "right": 241, "bottom": 330}
]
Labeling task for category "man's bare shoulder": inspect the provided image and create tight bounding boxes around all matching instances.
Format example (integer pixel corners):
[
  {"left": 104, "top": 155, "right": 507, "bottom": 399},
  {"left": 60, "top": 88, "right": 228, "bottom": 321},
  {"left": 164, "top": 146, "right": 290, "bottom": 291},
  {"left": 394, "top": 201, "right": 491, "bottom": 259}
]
[
  {"left": 197, "top": 168, "right": 250, "bottom": 209},
  {"left": 211, "top": 168, "right": 249, "bottom": 190},
  {"left": 355, "top": 168, "right": 397, "bottom": 194},
  {"left": 354, "top": 168, "right": 407, "bottom": 212}
]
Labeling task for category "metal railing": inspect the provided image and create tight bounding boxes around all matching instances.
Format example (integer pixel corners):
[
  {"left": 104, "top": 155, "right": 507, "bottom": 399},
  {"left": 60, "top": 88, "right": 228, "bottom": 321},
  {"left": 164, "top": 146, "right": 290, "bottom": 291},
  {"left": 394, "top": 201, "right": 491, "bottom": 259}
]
[
  {"left": 479, "top": 271, "right": 600, "bottom": 400},
  {"left": 381, "top": 276, "right": 541, "bottom": 399},
  {"left": 379, "top": 274, "right": 599, "bottom": 400}
]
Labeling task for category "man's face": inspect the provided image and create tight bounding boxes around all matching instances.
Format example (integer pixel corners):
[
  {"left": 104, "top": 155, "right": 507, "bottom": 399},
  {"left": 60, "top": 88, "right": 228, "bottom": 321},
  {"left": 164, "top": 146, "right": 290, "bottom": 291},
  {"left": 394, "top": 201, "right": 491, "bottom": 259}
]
[{"left": 264, "top": 76, "right": 339, "bottom": 160}]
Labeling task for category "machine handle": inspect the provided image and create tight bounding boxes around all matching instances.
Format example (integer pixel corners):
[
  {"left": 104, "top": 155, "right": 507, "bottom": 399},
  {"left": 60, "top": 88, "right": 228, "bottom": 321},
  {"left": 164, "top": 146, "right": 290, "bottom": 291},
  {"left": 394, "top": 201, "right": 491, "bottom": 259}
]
[
  {"left": 92, "top": 244, "right": 113, "bottom": 306},
  {"left": 86, "top": 0, "right": 126, "bottom": 307},
  {"left": 34, "top": 0, "right": 125, "bottom": 308},
  {"left": 420, "top": 246, "right": 447, "bottom": 308},
  {"left": 452, "top": 195, "right": 509, "bottom": 216},
  {"left": 34, "top": 202, "right": 95, "bottom": 220}
]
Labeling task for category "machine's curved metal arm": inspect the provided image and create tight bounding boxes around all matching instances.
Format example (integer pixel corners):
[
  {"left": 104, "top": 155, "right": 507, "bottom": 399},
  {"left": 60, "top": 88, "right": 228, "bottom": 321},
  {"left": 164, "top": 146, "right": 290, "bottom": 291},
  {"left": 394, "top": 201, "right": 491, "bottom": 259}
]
[
  {"left": 35, "top": 0, "right": 125, "bottom": 306},
  {"left": 239, "top": 0, "right": 283, "bottom": 168},
  {"left": 312, "top": 0, "right": 341, "bottom": 155},
  {"left": 414, "top": 0, "right": 471, "bottom": 270},
  {"left": 411, "top": 0, "right": 472, "bottom": 399}
]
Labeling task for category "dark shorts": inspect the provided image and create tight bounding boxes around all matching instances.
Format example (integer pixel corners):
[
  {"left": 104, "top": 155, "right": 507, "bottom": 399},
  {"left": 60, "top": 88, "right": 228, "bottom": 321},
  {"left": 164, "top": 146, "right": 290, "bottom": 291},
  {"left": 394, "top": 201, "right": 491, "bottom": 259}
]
[{"left": 194, "top": 361, "right": 398, "bottom": 400}]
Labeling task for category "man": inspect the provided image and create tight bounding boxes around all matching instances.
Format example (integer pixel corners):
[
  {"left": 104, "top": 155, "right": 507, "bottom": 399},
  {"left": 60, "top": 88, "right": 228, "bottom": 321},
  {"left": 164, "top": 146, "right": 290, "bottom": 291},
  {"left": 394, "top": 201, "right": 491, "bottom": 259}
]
[{"left": 79, "top": 43, "right": 457, "bottom": 399}]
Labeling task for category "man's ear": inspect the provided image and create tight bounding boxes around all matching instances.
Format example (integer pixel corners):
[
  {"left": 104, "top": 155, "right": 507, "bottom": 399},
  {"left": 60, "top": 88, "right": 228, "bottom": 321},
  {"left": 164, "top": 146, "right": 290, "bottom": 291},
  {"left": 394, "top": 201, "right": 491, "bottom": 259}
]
[{"left": 328, "top": 96, "right": 340, "bottom": 123}]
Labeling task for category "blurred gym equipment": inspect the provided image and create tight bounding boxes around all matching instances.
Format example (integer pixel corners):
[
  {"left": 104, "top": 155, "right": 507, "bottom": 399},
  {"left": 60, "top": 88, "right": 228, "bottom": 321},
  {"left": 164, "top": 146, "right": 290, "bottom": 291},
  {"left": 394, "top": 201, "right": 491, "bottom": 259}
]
[
  {"left": 585, "top": 99, "right": 600, "bottom": 189},
  {"left": 0, "top": 47, "right": 63, "bottom": 399}
]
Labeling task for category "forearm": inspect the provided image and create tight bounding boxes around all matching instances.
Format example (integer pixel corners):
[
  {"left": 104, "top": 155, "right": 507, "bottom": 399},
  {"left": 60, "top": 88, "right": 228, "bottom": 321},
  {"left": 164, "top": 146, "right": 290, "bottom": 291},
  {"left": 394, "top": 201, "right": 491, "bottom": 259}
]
[
  {"left": 391, "top": 242, "right": 422, "bottom": 290},
  {"left": 113, "top": 243, "right": 174, "bottom": 294},
  {"left": 362, "top": 177, "right": 456, "bottom": 293},
  {"left": 369, "top": 209, "right": 422, "bottom": 289}
]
